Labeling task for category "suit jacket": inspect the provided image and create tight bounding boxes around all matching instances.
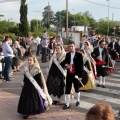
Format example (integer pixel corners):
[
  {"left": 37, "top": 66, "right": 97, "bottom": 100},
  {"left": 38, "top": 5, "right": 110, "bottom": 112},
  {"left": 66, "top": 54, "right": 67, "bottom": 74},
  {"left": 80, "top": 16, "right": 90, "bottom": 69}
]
[
  {"left": 63, "top": 51, "right": 83, "bottom": 78},
  {"left": 91, "top": 47, "right": 109, "bottom": 65},
  {"left": 108, "top": 42, "right": 119, "bottom": 52}
]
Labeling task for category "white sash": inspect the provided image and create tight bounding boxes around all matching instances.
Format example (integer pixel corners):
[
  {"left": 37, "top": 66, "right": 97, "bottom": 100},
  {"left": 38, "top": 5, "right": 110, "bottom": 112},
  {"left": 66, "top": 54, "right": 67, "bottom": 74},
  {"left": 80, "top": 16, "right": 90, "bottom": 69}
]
[
  {"left": 24, "top": 66, "right": 49, "bottom": 107},
  {"left": 83, "top": 66, "right": 95, "bottom": 86},
  {"left": 53, "top": 54, "right": 66, "bottom": 77}
]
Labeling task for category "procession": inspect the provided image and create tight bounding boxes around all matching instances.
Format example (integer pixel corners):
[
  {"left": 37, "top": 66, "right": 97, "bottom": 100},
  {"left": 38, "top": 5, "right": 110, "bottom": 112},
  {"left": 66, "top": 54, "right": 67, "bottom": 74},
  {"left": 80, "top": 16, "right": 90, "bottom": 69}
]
[{"left": 0, "top": 0, "right": 120, "bottom": 120}]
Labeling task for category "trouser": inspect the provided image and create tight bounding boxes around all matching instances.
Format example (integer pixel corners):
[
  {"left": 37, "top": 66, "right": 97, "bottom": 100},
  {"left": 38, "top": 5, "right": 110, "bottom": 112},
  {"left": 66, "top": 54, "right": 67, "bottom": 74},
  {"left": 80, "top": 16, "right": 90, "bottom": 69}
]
[
  {"left": 36, "top": 44, "right": 41, "bottom": 55},
  {"left": 65, "top": 73, "right": 80, "bottom": 94},
  {"left": 4, "top": 57, "right": 12, "bottom": 81},
  {"left": 99, "top": 76, "right": 106, "bottom": 85},
  {"left": 42, "top": 47, "right": 47, "bottom": 62}
]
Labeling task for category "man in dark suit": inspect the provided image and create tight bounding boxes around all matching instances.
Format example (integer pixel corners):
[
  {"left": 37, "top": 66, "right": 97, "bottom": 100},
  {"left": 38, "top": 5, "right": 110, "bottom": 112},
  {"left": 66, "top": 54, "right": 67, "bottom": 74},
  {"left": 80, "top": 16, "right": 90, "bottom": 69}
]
[
  {"left": 62, "top": 41, "right": 83, "bottom": 110},
  {"left": 108, "top": 37, "right": 119, "bottom": 67},
  {"left": 91, "top": 40, "right": 109, "bottom": 88}
]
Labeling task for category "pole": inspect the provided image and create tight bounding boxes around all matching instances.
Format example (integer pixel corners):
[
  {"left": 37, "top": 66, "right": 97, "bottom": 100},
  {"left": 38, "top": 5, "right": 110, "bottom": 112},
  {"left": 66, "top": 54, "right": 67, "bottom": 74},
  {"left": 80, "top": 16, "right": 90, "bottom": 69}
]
[
  {"left": 107, "top": 0, "right": 110, "bottom": 36},
  {"left": 112, "top": 13, "right": 114, "bottom": 21},
  {"left": 72, "top": 9, "right": 75, "bottom": 26},
  {"left": 66, "top": 0, "right": 68, "bottom": 40}
]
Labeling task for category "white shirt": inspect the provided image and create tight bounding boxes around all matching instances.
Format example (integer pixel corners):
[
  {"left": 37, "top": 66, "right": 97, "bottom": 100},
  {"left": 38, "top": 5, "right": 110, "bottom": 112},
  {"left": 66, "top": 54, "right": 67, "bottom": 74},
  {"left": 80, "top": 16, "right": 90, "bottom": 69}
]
[
  {"left": 99, "top": 47, "right": 103, "bottom": 61},
  {"left": 36, "top": 37, "right": 41, "bottom": 45},
  {"left": 70, "top": 52, "right": 75, "bottom": 72},
  {"left": 113, "top": 42, "right": 115, "bottom": 49},
  {"left": 70, "top": 52, "right": 75, "bottom": 64}
]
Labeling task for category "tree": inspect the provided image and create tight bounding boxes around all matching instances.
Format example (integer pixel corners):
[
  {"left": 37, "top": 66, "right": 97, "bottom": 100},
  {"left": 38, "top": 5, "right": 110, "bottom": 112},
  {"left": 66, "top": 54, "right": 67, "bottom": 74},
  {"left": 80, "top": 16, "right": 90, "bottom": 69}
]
[
  {"left": 75, "top": 13, "right": 90, "bottom": 27},
  {"left": 96, "top": 18, "right": 118, "bottom": 35},
  {"left": 83, "top": 11, "right": 98, "bottom": 30},
  {"left": 30, "top": 19, "right": 42, "bottom": 32},
  {"left": 42, "top": 4, "right": 54, "bottom": 29},
  {"left": 19, "top": 0, "right": 29, "bottom": 36}
]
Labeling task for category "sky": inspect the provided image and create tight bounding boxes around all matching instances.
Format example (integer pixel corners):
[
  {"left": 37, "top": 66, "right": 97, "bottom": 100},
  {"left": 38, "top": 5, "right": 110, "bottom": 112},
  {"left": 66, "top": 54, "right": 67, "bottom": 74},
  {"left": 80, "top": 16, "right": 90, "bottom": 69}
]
[{"left": 0, "top": 0, "right": 120, "bottom": 23}]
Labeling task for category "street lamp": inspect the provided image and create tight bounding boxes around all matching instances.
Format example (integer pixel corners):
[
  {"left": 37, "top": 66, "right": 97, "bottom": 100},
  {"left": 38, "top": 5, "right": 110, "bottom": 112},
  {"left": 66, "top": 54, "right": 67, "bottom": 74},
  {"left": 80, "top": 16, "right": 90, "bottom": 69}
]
[
  {"left": 33, "top": 11, "right": 40, "bottom": 36},
  {"left": 106, "top": 0, "right": 110, "bottom": 36}
]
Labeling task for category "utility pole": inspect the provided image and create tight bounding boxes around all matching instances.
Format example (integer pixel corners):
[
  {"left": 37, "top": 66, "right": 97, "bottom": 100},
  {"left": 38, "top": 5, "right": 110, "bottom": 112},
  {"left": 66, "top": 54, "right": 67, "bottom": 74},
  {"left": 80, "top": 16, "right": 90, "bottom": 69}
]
[
  {"left": 112, "top": 13, "right": 114, "bottom": 21},
  {"left": 66, "top": 0, "right": 68, "bottom": 40},
  {"left": 106, "top": 0, "right": 110, "bottom": 36}
]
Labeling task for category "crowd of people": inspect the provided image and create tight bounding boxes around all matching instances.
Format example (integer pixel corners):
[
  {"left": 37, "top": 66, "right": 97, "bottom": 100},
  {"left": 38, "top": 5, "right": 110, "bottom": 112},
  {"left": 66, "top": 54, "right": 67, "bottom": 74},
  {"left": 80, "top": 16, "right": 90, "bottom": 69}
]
[{"left": 0, "top": 32, "right": 120, "bottom": 119}]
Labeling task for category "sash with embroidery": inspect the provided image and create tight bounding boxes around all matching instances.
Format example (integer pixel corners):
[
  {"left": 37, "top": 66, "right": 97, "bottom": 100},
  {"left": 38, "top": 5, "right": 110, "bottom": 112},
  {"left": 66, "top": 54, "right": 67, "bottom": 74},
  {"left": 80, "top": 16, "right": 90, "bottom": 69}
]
[
  {"left": 24, "top": 66, "right": 51, "bottom": 107},
  {"left": 83, "top": 66, "right": 95, "bottom": 87},
  {"left": 53, "top": 54, "right": 66, "bottom": 77}
]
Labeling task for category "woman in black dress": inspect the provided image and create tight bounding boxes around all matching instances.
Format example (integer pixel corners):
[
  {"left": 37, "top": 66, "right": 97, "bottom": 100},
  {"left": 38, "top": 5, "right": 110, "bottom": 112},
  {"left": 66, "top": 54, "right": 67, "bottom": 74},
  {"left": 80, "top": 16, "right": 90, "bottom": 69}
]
[
  {"left": 79, "top": 49, "right": 95, "bottom": 90},
  {"left": 18, "top": 55, "right": 52, "bottom": 119},
  {"left": 12, "top": 41, "right": 21, "bottom": 72},
  {"left": 47, "top": 44, "right": 66, "bottom": 104}
]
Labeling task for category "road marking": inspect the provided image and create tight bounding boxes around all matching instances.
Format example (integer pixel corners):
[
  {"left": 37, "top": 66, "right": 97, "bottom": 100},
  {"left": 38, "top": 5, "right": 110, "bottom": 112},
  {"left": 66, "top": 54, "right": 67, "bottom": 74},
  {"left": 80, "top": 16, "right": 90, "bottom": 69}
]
[
  {"left": 96, "top": 81, "right": 120, "bottom": 87},
  {"left": 81, "top": 92, "right": 120, "bottom": 104}
]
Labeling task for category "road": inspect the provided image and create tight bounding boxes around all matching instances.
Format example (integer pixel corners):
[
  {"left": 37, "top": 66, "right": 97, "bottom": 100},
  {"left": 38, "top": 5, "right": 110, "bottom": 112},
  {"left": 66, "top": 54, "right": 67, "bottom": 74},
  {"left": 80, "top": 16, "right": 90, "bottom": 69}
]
[{"left": 0, "top": 57, "right": 120, "bottom": 120}]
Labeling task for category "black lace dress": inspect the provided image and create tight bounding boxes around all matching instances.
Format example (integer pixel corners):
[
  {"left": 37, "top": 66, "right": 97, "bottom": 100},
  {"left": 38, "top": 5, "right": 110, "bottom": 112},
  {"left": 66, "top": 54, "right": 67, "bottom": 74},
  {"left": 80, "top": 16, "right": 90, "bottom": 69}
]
[
  {"left": 17, "top": 73, "right": 45, "bottom": 115},
  {"left": 46, "top": 62, "right": 65, "bottom": 99}
]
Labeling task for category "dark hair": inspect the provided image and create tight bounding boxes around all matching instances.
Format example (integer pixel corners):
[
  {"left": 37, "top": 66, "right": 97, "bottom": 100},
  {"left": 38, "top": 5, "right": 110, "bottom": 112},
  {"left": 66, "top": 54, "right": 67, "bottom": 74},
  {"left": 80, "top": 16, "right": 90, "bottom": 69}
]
[
  {"left": 3, "top": 36, "right": 10, "bottom": 43},
  {"left": 79, "top": 49, "right": 85, "bottom": 54},
  {"left": 56, "top": 44, "right": 62, "bottom": 50},
  {"left": 69, "top": 41, "right": 75, "bottom": 45},
  {"left": 44, "top": 30, "right": 47, "bottom": 33},
  {"left": 99, "top": 40, "right": 105, "bottom": 45},
  {"left": 85, "top": 42, "right": 89, "bottom": 46}
]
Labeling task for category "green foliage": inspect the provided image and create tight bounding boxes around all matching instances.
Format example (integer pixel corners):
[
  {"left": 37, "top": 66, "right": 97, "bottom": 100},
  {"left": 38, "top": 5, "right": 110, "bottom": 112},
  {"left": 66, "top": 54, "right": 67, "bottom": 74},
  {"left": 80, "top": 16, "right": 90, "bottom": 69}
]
[
  {"left": 96, "top": 18, "right": 118, "bottom": 35},
  {"left": 19, "top": 0, "right": 29, "bottom": 36},
  {"left": 42, "top": 4, "right": 54, "bottom": 28}
]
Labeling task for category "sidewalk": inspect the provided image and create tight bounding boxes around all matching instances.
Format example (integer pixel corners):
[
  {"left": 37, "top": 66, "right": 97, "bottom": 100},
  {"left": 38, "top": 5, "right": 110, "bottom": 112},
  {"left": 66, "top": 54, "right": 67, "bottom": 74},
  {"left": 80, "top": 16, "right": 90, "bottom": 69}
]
[{"left": 0, "top": 59, "right": 85, "bottom": 120}]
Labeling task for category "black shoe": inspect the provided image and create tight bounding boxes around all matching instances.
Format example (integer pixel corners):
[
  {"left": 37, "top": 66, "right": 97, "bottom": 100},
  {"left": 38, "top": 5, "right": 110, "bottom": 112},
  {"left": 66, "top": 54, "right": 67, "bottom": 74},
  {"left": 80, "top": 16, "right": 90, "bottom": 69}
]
[
  {"left": 76, "top": 101, "right": 80, "bottom": 107},
  {"left": 52, "top": 101, "right": 59, "bottom": 105},
  {"left": 97, "top": 84, "right": 101, "bottom": 87},
  {"left": 102, "top": 85, "right": 105, "bottom": 88},
  {"left": 23, "top": 115, "right": 29, "bottom": 119},
  {"left": 5, "top": 80, "right": 13, "bottom": 82},
  {"left": 63, "top": 105, "right": 70, "bottom": 110}
]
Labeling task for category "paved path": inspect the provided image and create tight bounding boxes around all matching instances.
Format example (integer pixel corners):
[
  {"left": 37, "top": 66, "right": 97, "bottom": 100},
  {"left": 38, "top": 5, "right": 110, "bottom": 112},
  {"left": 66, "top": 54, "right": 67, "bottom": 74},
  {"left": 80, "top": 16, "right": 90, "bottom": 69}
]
[{"left": 0, "top": 57, "right": 120, "bottom": 120}]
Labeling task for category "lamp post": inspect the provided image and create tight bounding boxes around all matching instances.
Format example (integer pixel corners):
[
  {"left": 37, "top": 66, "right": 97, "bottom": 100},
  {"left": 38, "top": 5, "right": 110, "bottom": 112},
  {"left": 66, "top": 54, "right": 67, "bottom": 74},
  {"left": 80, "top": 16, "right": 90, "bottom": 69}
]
[
  {"left": 33, "top": 11, "right": 40, "bottom": 36},
  {"left": 106, "top": 0, "right": 110, "bottom": 36}
]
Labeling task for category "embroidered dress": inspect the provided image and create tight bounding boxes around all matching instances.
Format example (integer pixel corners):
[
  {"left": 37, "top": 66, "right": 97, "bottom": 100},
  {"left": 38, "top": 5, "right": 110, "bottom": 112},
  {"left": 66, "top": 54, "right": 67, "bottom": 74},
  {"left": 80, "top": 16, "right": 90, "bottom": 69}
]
[
  {"left": 80, "top": 57, "right": 95, "bottom": 90},
  {"left": 18, "top": 66, "right": 45, "bottom": 115},
  {"left": 46, "top": 53, "right": 66, "bottom": 101}
]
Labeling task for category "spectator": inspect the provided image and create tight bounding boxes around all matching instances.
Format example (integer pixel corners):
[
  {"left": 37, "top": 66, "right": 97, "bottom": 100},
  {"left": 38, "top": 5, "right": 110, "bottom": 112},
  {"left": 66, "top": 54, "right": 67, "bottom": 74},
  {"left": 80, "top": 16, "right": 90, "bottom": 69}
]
[
  {"left": 12, "top": 41, "right": 21, "bottom": 72},
  {"left": 2, "top": 36, "right": 13, "bottom": 82},
  {"left": 36, "top": 36, "right": 41, "bottom": 56},
  {"left": 41, "top": 31, "right": 49, "bottom": 62},
  {"left": 85, "top": 103, "right": 115, "bottom": 120}
]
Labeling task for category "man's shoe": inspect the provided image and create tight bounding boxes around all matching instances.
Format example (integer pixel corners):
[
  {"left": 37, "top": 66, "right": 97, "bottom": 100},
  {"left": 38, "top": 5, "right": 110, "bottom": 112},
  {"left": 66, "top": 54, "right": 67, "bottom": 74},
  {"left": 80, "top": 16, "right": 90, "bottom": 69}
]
[
  {"left": 6, "top": 80, "right": 13, "bottom": 83},
  {"left": 76, "top": 101, "right": 80, "bottom": 107},
  {"left": 63, "top": 105, "right": 70, "bottom": 110},
  {"left": 102, "top": 85, "right": 105, "bottom": 88},
  {"left": 97, "top": 84, "right": 101, "bottom": 87},
  {"left": 52, "top": 101, "right": 59, "bottom": 105}
]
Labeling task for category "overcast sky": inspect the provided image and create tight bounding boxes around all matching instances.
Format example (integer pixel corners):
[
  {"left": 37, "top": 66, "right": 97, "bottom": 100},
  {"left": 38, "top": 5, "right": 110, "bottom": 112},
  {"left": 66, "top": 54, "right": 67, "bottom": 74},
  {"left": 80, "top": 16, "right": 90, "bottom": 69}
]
[{"left": 0, "top": 0, "right": 120, "bottom": 23}]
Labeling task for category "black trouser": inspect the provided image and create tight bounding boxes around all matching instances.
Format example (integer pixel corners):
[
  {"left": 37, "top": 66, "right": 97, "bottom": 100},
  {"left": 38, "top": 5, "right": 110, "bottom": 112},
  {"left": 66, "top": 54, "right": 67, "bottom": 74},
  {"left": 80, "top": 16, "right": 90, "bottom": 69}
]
[
  {"left": 65, "top": 73, "right": 80, "bottom": 94},
  {"left": 42, "top": 47, "right": 47, "bottom": 62},
  {"left": 96, "top": 65, "right": 107, "bottom": 77}
]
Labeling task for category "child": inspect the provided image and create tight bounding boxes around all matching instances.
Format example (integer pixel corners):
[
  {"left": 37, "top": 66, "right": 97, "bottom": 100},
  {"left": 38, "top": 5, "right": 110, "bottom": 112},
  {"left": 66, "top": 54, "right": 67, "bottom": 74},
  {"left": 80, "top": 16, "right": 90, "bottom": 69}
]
[{"left": 17, "top": 55, "right": 52, "bottom": 119}]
